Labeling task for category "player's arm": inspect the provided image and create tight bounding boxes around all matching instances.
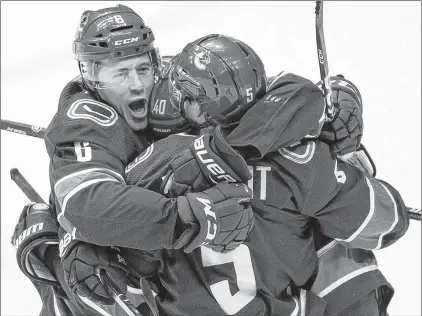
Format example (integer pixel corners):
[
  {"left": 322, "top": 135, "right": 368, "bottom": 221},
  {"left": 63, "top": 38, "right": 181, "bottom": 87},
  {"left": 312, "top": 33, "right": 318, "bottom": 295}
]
[
  {"left": 47, "top": 137, "right": 181, "bottom": 250},
  {"left": 47, "top": 120, "right": 253, "bottom": 254},
  {"left": 303, "top": 144, "right": 409, "bottom": 250},
  {"left": 227, "top": 72, "right": 326, "bottom": 159}
]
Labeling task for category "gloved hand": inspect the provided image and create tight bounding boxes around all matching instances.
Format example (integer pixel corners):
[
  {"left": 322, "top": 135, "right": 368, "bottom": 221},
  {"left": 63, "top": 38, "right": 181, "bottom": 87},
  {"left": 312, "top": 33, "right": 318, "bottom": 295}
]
[
  {"left": 163, "top": 125, "right": 251, "bottom": 197},
  {"left": 62, "top": 242, "right": 133, "bottom": 305},
  {"left": 12, "top": 202, "right": 60, "bottom": 286},
  {"left": 174, "top": 182, "right": 254, "bottom": 253},
  {"left": 318, "top": 75, "right": 364, "bottom": 156}
]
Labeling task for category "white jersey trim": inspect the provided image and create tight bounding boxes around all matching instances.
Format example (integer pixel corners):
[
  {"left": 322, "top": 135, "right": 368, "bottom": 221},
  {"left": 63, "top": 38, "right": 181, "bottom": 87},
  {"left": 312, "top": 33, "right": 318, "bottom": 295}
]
[
  {"left": 300, "top": 289, "right": 307, "bottom": 316},
  {"left": 57, "top": 177, "right": 120, "bottom": 221},
  {"left": 336, "top": 177, "right": 375, "bottom": 243},
  {"left": 52, "top": 290, "right": 62, "bottom": 316},
  {"left": 318, "top": 265, "right": 378, "bottom": 298},
  {"left": 55, "top": 167, "right": 124, "bottom": 190},
  {"left": 125, "top": 143, "right": 154, "bottom": 173},
  {"left": 78, "top": 295, "right": 112, "bottom": 316},
  {"left": 374, "top": 182, "right": 399, "bottom": 250}
]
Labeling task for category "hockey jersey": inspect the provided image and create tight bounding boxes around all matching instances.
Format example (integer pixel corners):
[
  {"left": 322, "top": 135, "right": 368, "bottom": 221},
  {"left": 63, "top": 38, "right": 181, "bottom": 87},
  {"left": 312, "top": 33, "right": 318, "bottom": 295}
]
[
  {"left": 45, "top": 76, "right": 184, "bottom": 251},
  {"left": 227, "top": 72, "right": 326, "bottom": 159},
  {"left": 125, "top": 132, "right": 409, "bottom": 316}
]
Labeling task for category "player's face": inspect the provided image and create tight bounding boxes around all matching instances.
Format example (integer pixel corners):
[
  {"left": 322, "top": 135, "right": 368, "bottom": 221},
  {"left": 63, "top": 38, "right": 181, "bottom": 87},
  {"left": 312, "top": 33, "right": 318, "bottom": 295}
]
[{"left": 97, "top": 54, "right": 154, "bottom": 131}]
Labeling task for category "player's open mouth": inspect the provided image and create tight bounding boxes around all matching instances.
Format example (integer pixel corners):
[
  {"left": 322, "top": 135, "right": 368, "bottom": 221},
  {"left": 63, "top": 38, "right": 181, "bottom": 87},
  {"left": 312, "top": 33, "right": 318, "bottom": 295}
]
[{"left": 128, "top": 99, "right": 147, "bottom": 118}]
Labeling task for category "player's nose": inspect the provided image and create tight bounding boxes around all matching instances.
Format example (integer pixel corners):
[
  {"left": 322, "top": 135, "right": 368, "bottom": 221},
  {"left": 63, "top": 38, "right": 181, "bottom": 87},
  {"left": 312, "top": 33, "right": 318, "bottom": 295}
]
[{"left": 128, "top": 72, "right": 145, "bottom": 93}]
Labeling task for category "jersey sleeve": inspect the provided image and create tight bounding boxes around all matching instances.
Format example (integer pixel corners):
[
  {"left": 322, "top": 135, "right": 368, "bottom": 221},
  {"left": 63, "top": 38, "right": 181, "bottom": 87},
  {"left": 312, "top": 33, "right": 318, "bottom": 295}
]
[
  {"left": 311, "top": 232, "right": 393, "bottom": 316},
  {"left": 267, "top": 139, "right": 409, "bottom": 251},
  {"left": 301, "top": 141, "right": 410, "bottom": 250},
  {"left": 226, "top": 72, "right": 326, "bottom": 159},
  {"left": 45, "top": 78, "right": 181, "bottom": 250}
]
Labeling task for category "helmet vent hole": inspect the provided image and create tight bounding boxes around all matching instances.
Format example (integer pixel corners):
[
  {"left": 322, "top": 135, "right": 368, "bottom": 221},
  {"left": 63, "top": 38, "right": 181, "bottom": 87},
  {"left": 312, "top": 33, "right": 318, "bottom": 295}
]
[
  {"left": 95, "top": 34, "right": 103, "bottom": 38},
  {"left": 143, "top": 33, "right": 149, "bottom": 40},
  {"left": 99, "top": 42, "right": 108, "bottom": 48},
  {"left": 238, "top": 44, "right": 250, "bottom": 57},
  {"left": 110, "top": 25, "right": 133, "bottom": 32},
  {"left": 252, "top": 69, "right": 258, "bottom": 88},
  {"left": 88, "top": 43, "right": 97, "bottom": 47}
]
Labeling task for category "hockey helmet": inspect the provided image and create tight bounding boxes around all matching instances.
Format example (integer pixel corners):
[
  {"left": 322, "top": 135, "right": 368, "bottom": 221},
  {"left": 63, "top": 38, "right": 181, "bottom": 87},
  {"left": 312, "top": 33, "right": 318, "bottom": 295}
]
[
  {"left": 168, "top": 34, "right": 267, "bottom": 128},
  {"left": 73, "top": 4, "right": 161, "bottom": 90}
]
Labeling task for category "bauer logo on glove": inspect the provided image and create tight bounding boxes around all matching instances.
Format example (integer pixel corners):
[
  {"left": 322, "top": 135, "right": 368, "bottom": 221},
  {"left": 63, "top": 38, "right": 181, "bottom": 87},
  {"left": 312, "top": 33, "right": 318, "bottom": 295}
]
[{"left": 11, "top": 203, "right": 60, "bottom": 286}]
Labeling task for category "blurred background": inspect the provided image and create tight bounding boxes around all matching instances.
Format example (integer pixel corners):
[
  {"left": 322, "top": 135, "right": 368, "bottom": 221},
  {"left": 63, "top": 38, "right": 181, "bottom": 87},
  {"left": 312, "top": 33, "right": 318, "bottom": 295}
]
[{"left": 1, "top": 1, "right": 420, "bottom": 315}]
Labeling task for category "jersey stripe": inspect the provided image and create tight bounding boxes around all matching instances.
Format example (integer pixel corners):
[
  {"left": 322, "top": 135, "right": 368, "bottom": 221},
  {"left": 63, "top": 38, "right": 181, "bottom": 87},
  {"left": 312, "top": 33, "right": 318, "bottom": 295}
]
[
  {"left": 311, "top": 242, "right": 379, "bottom": 298},
  {"left": 78, "top": 295, "right": 111, "bottom": 316},
  {"left": 55, "top": 169, "right": 124, "bottom": 226},
  {"left": 335, "top": 177, "right": 399, "bottom": 249},
  {"left": 374, "top": 181, "right": 399, "bottom": 250},
  {"left": 318, "top": 265, "right": 378, "bottom": 298},
  {"left": 54, "top": 168, "right": 124, "bottom": 190}
]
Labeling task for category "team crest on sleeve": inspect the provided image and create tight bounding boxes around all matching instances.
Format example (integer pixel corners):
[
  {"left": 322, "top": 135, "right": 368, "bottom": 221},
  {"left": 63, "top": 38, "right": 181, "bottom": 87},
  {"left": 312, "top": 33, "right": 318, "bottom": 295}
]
[
  {"left": 279, "top": 140, "right": 316, "bottom": 164},
  {"left": 67, "top": 99, "right": 118, "bottom": 126},
  {"left": 125, "top": 143, "right": 154, "bottom": 173}
]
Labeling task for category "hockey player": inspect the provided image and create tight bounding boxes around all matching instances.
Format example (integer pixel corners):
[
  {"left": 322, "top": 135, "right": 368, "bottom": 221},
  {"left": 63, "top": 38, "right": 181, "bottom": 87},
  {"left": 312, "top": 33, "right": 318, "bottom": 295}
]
[
  {"left": 47, "top": 4, "right": 253, "bottom": 254},
  {"left": 146, "top": 55, "right": 388, "bottom": 316},
  {"left": 13, "top": 5, "right": 254, "bottom": 316},
  {"left": 62, "top": 35, "right": 409, "bottom": 315}
]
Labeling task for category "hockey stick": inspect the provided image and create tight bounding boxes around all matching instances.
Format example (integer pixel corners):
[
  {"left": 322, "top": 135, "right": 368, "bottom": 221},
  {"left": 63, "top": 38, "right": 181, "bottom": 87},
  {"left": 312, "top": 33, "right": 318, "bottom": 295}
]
[
  {"left": 96, "top": 268, "right": 144, "bottom": 316},
  {"left": 313, "top": 2, "right": 420, "bottom": 222},
  {"left": 4, "top": 120, "right": 422, "bottom": 221},
  {"left": 315, "top": 0, "right": 336, "bottom": 121},
  {"left": 1, "top": 119, "right": 45, "bottom": 139},
  {"left": 10, "top": 168, "right": 46, "bottom": 204},
  {"left": 9, "top": 169, "right": 144, "bottom": 314},
  {"left": 407, "top": 207, "right": 421, "bottom": 222}
]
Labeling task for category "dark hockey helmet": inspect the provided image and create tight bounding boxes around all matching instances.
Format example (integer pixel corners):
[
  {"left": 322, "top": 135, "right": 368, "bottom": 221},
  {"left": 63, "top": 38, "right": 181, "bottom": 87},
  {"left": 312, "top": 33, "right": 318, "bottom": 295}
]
[
  {"left": 168, "top": 34, "right": 267, "bottom": 128},
  {"left": 73, "top": 4, "right": 161, "bottom": 90}
]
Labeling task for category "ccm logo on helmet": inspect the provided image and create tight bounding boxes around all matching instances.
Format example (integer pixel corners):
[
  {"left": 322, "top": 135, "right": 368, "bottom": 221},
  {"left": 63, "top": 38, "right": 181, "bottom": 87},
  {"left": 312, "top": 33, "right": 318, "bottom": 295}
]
[
  {"left": 193, "top": 135, "right": 236, "bottom": 183},
  {"left": 115, "top": 37, "right": 140, "bottom": 46}
]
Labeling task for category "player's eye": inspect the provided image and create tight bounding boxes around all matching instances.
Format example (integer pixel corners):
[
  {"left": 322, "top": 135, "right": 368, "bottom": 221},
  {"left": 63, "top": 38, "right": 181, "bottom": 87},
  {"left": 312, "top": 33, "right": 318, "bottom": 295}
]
[
  {"left": 114, "top": 71, "right": 128, "bottom": 78},
  {"left": 137, "top": 66, "right": 151, "bottom": 74}
]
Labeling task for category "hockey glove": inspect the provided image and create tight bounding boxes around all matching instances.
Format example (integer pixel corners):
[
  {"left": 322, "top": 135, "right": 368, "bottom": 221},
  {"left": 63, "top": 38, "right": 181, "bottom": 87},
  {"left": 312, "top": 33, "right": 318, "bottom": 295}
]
[
  {"left": 339, "top": 144, "right": 377, "bottom": 177},
  {"left": 163, "top": 126, "right": 251, "bottom": 197},
  {"left": 62, "top": 242, "right": 134, "bottom": 305},
  {"left": 12, "top": 203, "right": 60, "bottom": 286},
  {"left": 174, "top": 182, "right": 254, "bottom": 253},
  {"left": 318, "top": 75, "right": 364, "bottom": 156}
]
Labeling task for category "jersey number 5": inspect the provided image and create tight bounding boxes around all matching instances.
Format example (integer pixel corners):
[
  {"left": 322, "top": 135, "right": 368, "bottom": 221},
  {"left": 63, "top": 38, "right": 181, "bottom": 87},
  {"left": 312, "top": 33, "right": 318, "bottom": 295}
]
[{"left": 201, "top": 245, "right": 257, "bottom": 315}]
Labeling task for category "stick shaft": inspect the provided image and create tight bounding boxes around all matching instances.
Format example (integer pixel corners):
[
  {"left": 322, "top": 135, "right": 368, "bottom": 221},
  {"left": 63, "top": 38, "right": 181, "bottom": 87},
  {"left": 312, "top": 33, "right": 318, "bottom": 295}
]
[
  {"left": 1, "top": 119, "right": 45, "bottom": 139},
  {"left": 10, "top": 168, "right": 45, "bottom": 204}
]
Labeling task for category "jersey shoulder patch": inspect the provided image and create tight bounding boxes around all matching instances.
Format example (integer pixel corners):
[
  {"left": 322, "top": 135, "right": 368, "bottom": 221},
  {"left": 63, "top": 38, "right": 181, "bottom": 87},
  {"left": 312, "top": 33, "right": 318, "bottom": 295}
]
[
  {"left": 67, "top": 98, "right": 118, "bottom": 127},
  {"left": 45, "top": 77, "right": 146, "bottom": 165}
]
